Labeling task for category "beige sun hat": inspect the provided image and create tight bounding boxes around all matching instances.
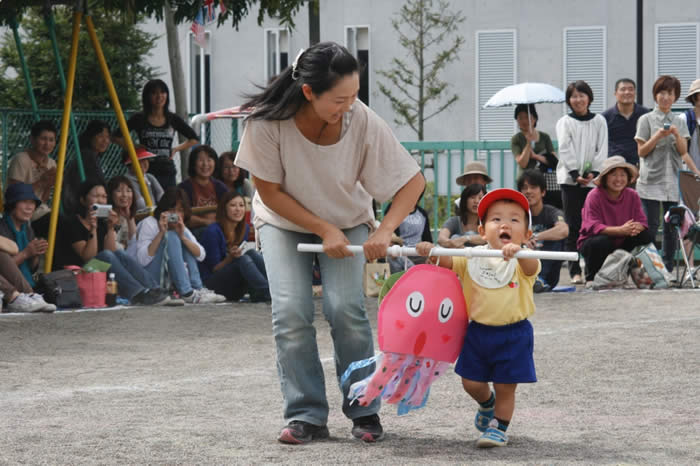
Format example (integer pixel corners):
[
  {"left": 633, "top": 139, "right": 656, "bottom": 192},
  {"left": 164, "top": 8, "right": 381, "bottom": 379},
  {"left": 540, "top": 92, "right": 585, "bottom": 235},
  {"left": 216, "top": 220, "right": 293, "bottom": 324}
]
[
  {"left": 685, "top": 78, "right": 700, "bottom": 104},
  {"left": 593, "top": 155, "right": 638, "bottom": 186},
  {"left": 456, "top": 160, "right": 493, "bottom": 186}
]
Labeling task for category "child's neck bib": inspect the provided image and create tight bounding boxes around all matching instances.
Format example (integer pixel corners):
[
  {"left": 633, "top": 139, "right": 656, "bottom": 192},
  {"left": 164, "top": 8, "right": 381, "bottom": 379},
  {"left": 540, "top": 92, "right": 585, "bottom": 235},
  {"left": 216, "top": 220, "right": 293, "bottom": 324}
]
[{"left": 467, "top": 245, "right": 517, "bottom": 289}]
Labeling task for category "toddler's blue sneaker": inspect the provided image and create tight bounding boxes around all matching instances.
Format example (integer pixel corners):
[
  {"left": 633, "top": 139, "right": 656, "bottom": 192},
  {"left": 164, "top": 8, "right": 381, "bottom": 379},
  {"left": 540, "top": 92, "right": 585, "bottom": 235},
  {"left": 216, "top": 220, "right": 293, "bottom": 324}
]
[
  {"left": 476, "top": 421, "right": 508, "bottom": 448},
  {"left": 474, "top": 390, "right": 495, "bottom": 432}
]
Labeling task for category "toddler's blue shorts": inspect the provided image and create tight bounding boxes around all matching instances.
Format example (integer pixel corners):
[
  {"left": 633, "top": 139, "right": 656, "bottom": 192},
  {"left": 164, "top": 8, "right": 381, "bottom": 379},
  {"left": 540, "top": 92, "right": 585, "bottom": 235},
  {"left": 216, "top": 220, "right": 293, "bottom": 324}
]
[{"left": 454, "top": 319, "right": 536, "bottom": 384}]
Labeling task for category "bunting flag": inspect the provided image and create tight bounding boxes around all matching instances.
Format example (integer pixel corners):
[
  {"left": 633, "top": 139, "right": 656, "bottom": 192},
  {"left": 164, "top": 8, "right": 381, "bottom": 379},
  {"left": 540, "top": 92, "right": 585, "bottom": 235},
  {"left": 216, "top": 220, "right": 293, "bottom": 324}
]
[
  {"left": 191, "top": 0, "right": 226, "bottom": 48},
  {"left": 190, "top": 8, "right": 206, "bottom": 48}
]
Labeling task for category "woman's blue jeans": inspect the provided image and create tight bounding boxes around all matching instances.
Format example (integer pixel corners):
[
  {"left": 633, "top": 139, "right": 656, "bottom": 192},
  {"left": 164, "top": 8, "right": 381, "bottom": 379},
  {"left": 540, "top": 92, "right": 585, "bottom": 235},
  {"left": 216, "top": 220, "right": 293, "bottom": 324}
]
[
  {"left": 96, "top": 249, "right": 159, "bottom": 300},
  {"left": 204, "top": 249, "right": 270, "bottom": 302},
  {"left": 258, "top": 223, "right": 379, "bottom": 426},
  {"left": 144, "top": 231, "right": 203, "bottom": 295}
]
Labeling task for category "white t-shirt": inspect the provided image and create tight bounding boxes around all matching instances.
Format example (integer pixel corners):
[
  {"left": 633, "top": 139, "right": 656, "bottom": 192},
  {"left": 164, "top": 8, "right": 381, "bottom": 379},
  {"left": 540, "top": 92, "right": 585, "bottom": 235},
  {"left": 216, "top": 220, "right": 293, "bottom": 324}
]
[
  {"left": 129, "top": 216, "right": 205, "bottom": 266},
  {"left": 235, "top": 101, "right": 420, "bottom": 233}
]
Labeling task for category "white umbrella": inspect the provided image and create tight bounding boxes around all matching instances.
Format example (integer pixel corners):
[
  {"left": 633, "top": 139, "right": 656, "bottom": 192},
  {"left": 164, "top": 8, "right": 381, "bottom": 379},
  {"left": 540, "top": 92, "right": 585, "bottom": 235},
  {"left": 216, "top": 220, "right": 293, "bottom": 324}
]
[{"left": 483, "top": 82, "right": 565, "bottom": 108}]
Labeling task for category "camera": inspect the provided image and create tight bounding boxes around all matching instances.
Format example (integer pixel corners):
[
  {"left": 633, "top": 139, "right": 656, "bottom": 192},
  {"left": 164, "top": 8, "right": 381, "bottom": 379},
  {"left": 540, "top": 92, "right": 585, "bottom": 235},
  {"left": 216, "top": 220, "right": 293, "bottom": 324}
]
[
  {"left": 167, "top": 213, "right": 179, "bottom": 223},
  {"left": 663, "top": 122, "right": 671, "bottom": 130},
  {"left": 91, "top": 204, "right": 112, "bottom": 218}
]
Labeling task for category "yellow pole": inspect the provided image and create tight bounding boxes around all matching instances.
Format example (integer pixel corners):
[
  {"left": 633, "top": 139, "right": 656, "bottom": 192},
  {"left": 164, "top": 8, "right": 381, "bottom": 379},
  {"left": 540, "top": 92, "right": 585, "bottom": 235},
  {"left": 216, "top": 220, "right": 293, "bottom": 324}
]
[
  {"left": 45, "top": 11, "right": 82, "bottom": 273},
  {"left": 84, "top": 15, "right": 153, "bottom": 209}
]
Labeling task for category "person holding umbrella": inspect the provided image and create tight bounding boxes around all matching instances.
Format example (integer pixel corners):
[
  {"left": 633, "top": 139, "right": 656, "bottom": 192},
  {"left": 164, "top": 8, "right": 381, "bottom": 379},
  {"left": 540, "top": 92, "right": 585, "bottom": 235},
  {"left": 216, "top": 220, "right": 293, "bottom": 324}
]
[{"left": 555, "top": 80, "right": 608, "bottom": 285}]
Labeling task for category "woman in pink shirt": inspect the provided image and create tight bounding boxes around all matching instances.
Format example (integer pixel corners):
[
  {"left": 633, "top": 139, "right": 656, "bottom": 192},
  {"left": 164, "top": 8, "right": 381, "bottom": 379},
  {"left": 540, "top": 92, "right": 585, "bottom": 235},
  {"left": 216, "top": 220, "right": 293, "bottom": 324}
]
[{"left": 578, "top": 156, "right": 653, "bottom": 282}]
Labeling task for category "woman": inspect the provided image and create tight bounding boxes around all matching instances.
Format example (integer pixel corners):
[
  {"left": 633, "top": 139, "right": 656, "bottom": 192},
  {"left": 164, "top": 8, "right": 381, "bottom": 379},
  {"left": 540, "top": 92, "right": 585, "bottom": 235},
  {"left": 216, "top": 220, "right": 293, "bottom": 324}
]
[
  {"left": 123, "top": 146, "right": 164, "bottom": 212},
  {"left": 132, "top": 187, "right": 225, "bottom": 305},
  {"left": 578, "top": 156, "right": 653, "bottom": 282},
  {"left": 635, "top": 75, "right": 700, "bottom": 271},
  {"left": 198, "top": 191, "right": 270, "bottom": 302},
  {"left": 178, "top": 145, "right": 228, "bottom": 232},
  {"left": 216, "top": 151, "right": 255, "bottom": 198},
  {"left": 53, "top": 180, "right": 170, "bottom": 306},
  {"left": 114, "top": 79, "right": 199, "bottom": 189},
  {"left": 62, "top": 120, "right": 111, "bottom": 217},
  {"left": 511, "top": 104, "right": 561, "bottom": 209},
  {"left": 556, "top": 80, "right": 608, "bottom": 284},
  {"left": 383, "top": 190, "right": 433, "bottom": 273},
  {"left": 437, "top": 184, "right": 487, "bottom": 248},
  {"left": 0, "top": 183, "right": 55, "bottom": 312},
  {"left": 235, "top": 42, "right": 424, "bottom": 444},
  {"left": 7, "top": 119, "right": 58, "bottom": 237},
  {"left": 107, "top": 176, "right": 137, "bottom": 250}
]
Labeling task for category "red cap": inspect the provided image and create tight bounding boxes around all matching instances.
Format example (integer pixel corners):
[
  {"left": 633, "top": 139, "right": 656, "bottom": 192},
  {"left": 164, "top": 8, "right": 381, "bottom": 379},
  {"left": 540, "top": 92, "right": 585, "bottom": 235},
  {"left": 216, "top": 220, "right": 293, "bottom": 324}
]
[
  {"left": 123, "top": 147, "right": 157, "bottom": 165},
  {"left": 477, "top": 188, "right": 531, "bottom": 225}
]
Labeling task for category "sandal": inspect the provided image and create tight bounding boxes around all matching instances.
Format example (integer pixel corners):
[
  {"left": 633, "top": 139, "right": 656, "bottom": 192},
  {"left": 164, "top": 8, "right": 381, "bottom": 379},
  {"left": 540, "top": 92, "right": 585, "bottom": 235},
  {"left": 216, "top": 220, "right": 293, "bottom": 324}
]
[{"left": 571, "top": 275, "right": 584, "bottom": 285}]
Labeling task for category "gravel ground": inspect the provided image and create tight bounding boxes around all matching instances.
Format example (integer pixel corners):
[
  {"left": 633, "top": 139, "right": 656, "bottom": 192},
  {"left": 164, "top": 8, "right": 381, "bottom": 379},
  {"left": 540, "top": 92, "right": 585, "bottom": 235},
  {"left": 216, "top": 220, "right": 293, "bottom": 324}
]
[{"left": 1, "top": 284, "right": 699, "bottom": 465}]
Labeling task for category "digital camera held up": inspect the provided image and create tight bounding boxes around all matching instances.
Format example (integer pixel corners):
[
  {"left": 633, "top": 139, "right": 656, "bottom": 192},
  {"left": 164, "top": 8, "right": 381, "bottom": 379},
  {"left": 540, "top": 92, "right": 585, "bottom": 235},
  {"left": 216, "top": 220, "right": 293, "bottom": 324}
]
[{"left": 91, "top": 204, "right": 112, "bottom": 218}]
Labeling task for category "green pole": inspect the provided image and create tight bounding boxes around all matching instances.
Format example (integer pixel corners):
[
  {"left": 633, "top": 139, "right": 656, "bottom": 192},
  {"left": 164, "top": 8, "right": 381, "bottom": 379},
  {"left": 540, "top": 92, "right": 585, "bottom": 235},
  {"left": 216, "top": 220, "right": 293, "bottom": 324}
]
[
  {"left": 44, "top": 10, "right": 85, "bottom": 181},
  {"left": 10, "top": 17, "right": 40, "bottom": 122}
]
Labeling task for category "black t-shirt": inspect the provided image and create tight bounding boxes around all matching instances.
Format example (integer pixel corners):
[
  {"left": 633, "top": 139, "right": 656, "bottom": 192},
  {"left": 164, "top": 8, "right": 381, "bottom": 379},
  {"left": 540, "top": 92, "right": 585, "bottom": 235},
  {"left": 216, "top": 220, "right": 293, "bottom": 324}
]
[
  {"left": 53, "top": 216, "right": 107, "bottom": 270},
  {"left": 531, "top": 204, "right": 565, "bottom": 235}
]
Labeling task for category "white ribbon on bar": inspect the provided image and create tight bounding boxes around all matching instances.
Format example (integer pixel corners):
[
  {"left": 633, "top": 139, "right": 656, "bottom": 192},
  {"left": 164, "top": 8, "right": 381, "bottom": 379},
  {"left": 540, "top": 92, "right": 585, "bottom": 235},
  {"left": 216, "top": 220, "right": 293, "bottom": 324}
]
[{"left": 296, "top": 244, "right": 579, "bottom": 261}]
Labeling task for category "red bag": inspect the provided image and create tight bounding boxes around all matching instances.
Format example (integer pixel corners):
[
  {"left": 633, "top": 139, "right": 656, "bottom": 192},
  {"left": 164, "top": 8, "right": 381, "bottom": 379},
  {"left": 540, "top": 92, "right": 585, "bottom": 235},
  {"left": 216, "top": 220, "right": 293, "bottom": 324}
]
[{"left": 65, "top": 266, "right": 107, "bottom": 308}]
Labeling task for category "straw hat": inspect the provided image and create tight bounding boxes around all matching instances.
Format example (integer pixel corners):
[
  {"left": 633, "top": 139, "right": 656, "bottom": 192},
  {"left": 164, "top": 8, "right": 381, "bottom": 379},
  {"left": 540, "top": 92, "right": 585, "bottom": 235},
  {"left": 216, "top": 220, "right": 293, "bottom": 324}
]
[
  {"left": 685, "top": 78, "right": 700, "bottom": 104},
  {"left": 593, "top": 155, "right": 638, "bottom": 186},
  {"left": 456, "top": 160, "right": 493, "bottom": 186}
]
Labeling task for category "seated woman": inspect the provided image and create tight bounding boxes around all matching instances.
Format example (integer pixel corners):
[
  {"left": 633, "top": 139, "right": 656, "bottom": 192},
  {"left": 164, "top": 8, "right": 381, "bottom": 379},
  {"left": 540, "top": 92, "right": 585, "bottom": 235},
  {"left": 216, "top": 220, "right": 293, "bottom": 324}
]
[
  {"left": 0, "top": 183, "right": 55, "bottom": 312},
  {"left": 53, "top": 180, "right": 170, "bottom": 306},
  {"left": 578, "top": 156, "right": 654, "bottom": 282},
  {"left": 177, "top": 145, "right": 228, "bottom": 233},
  {"left": 198, "top": 191, "right": 270, "bottom": 302},
  {"left": 216, "top": 151, "right": 255, "bottom": 198},
  {"left": 107, "top": 176, "right": 137, "bottom": 250},
  {"left": 437, "top": 184, "right": 487, "bottom": 248},
  {"left": 132, "top": 187, "right": 225, "bottom": 304},
  {"left": 123, "top": 146, "right": 164, "bottom": 212},
  {"left": 62, "top": 120, "right": 111, "bottom": 217},
  {"left": 383, "top": 190, "right": 433, "bottom": 273}
]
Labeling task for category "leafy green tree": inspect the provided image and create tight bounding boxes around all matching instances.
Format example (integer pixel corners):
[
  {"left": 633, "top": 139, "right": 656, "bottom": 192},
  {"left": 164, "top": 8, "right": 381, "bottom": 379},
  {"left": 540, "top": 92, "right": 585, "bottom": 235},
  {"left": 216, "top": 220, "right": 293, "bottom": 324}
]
[
  {"left": 377, "top": 0, "right": 465, "bottom": 140},
  {"left": 0, "top": 6, "right": 158, "bottom": 110}
]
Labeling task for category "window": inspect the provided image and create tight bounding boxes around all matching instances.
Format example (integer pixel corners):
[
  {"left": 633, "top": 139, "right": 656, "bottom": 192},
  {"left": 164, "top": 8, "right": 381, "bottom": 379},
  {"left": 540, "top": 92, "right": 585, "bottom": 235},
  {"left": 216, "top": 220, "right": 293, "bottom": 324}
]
[
  {"left": 188, "top": 31, "right": 211, "bottom": 115},
  {"left": 345, "top": 26, "right": 370, "bottom": 106},
  {"left": 563, "top": 26, "right": 606, "bottom": 113},
  {"left": 656, "top": 23, "right": 700, "bottom": 110},
  {"left": 264, "top": 28, "right": 289, "bottom": 83},
  {"left": 476, "top": 30, "right": 517, "bottom": 140}
]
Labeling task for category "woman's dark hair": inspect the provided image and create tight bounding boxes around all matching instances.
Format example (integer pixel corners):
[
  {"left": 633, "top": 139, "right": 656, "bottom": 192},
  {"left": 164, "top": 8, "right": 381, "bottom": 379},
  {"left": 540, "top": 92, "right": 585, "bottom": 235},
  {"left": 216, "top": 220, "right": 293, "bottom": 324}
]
[
  {"left": 79, "top": 120, "right": 111, "bottom": 151},
  {"left": 517, "top": 169, "right": 546, "bottom": 192},
  {"left": 142, "top": 79, "right": 171, "bottom": 116},
  {"left": 242, "top": 42, "right": 359, "bottom": 121},
  {"left": 107, "top": 175, "right": 137, "bottom": 219},
  {"left": 514, "top": 104, "right": 538, "bottom": 127},
  {"left": 76, "top": 178, "right": 105, "bottom": 217},
  {"left": 216, "top": 190, "right": 247, "bottom": 247},
  {"left": 154, "top": 187, "right": 191, "bottom": 222},
  {"left": 565, "top": 80, "right": 594, "bottom": 111},
  {"left": 652, "top": 75, "right": 681, "bottom": 103},
  {"left": 188, "top": 144, "right": 218, "bottom": 178},
  {"left": 215, "top": 151, "right": 248, "bottom": 188},
  {"left": 30, "top": 120, "right": 57, "bottom": 139},
  {"left": 459, "top": 184, "right": 488, "bottom": 225}
]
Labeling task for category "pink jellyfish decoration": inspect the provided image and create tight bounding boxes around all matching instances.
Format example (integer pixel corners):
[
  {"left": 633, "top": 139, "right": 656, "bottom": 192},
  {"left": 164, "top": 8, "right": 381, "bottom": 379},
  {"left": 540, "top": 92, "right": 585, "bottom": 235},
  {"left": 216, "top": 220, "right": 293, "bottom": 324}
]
[{"left": 341, "top": 264, "right": 468, "bottom": 415}]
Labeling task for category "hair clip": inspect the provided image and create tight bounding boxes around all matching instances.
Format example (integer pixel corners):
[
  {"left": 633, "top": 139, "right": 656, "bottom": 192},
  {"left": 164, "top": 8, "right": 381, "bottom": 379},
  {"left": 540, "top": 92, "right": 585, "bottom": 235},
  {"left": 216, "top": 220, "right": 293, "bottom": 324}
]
[{"left": 291, "top": 48, "right": 305, "bottom": 80}]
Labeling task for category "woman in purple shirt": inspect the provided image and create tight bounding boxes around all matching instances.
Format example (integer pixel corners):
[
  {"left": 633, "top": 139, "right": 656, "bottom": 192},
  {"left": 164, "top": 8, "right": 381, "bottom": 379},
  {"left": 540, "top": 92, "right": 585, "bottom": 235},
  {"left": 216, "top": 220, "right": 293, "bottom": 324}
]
[{"left": 578, "top": 156, "right": 654, "bottom": 282}]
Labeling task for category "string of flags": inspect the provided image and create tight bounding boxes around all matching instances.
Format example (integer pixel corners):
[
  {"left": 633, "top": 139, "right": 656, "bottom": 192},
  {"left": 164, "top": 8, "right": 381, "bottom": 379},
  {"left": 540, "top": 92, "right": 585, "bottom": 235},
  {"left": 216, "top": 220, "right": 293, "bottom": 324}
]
[{"left": 190, "top": 0, "right": 227, "bottom": 48}]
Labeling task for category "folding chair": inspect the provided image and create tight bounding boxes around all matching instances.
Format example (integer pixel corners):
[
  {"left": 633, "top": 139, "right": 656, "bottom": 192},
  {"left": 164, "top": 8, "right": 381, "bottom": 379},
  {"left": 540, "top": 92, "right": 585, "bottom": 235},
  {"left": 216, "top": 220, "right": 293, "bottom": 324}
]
[{"left": 674, "top": 171, "right": 700, "bottom": 287}]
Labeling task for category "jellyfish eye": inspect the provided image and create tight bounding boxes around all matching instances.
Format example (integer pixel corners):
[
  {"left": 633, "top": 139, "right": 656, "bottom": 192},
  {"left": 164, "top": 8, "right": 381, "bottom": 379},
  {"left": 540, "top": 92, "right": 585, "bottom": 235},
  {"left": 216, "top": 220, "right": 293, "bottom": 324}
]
[
  {"left": 438, "top": 297, "right": 454, "bottom": 323},
  {"left": 405, "top": 291, "right": 425, "bottom": 318}
]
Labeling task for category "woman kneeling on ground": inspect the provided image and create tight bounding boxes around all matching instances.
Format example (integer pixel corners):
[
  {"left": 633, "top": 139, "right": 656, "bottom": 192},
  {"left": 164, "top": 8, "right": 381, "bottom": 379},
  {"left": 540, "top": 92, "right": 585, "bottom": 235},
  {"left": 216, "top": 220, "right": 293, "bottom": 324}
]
[
  {"left": 198, "top": 191, "right": 270, "bottom": 302},
  {"left": 53, "top": 180, "right": 170, "bottom": 306},
  {"left": 578, "top": 156, "right": 654, "bottom": 283},
  {"left": 132, "top": 187, "right": 225, "bottom": 304}
]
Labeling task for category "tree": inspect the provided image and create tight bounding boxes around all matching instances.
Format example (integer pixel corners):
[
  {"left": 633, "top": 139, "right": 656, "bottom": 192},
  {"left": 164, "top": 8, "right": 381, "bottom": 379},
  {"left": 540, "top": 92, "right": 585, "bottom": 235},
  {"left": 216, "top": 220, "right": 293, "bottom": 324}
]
[
  {"left": 0, "top": 5, "right": 158, "bottom": 110},
  {"left": 377, "top": 0, "right": 465, "bottom": 140}
]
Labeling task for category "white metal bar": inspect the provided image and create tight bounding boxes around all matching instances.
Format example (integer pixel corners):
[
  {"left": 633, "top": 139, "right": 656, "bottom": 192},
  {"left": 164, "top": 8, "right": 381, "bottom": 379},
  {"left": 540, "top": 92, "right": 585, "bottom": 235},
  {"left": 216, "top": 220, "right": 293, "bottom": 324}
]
[{"left": 296, "top": 244, "right": 579, "bottom": 261}]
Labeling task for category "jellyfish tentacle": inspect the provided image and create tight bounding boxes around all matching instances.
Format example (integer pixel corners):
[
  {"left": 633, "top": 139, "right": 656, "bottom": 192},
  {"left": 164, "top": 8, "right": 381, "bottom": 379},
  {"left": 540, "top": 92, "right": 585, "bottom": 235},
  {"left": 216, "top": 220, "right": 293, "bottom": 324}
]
[
  {"left": 352, "top": 353, "right": 409, "bottom": 407},
  {"left": 386, "top": 357, "right": 424, "bottom": 404},
  {"left": 407, "top": 359, "right": 449, "bottom": 406}
]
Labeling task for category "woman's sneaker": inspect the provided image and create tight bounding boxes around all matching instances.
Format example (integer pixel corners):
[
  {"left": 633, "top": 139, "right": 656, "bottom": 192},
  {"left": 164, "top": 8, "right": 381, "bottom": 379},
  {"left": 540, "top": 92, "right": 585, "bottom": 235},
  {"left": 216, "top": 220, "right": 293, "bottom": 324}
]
[
  {"left": 199, "top": 288, "right": 226, "bottom": 303},
  {"left": 278, "top": 421, "right": 330, "bottom": 445},
  {"left": 7, "top": 293, "right": 49, "bottom": 313},
  {"left": 351, "top": 414, "right": 384, "bottom": 442},
  {"left": 182, "top": 289, "right": 225, "bottom": 304},
  {"left": 28, "top": 293, "right": 57, "bottom": 312}
]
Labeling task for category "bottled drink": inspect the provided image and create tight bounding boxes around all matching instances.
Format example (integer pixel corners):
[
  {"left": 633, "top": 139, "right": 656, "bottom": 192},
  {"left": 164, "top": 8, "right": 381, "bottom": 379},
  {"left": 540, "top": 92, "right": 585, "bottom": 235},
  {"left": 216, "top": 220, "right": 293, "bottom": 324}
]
[{"left": 105, "top": 273, "right": 118, "bottom": 307}]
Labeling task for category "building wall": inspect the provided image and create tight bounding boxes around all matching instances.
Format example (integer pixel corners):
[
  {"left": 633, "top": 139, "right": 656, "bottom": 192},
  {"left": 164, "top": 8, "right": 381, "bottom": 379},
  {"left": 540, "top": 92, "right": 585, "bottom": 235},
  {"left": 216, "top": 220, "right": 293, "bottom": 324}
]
[{"left": 142, "top": 0, "right": 700, "bottom": 142}]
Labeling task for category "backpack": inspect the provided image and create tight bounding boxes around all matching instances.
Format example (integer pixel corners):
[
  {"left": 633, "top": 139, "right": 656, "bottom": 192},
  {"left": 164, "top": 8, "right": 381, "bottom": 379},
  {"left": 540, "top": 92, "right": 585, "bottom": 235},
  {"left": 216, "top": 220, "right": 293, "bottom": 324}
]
[
  {"left": 592, "top": 249, "right": 635, "bottom": 290},
  {"left": 36, "top": 269, "right": 83, "bottom": 309}
]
